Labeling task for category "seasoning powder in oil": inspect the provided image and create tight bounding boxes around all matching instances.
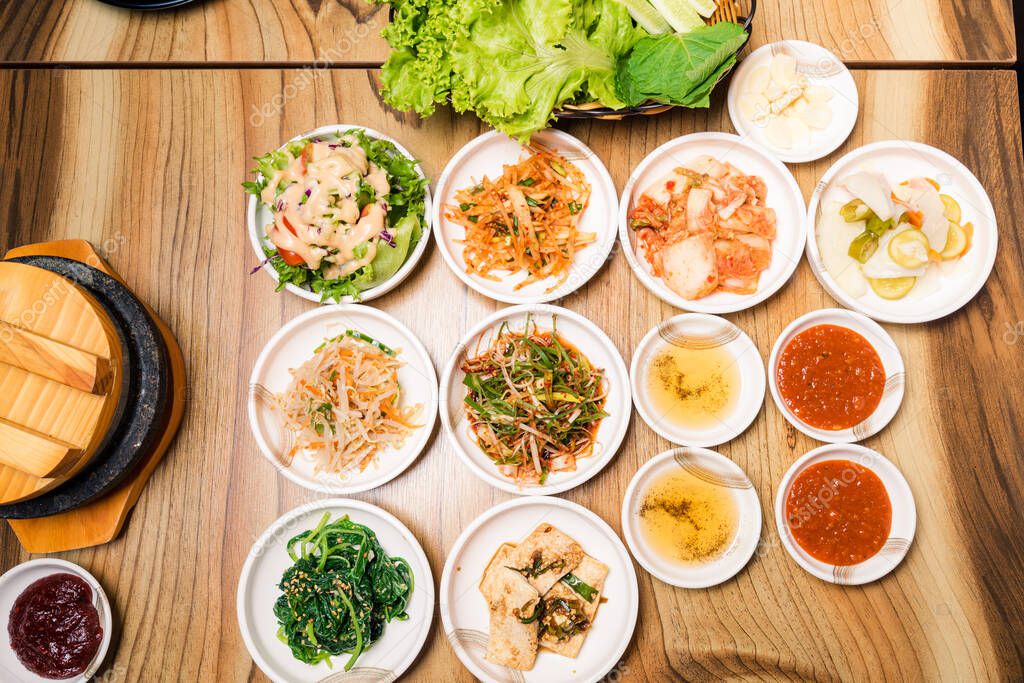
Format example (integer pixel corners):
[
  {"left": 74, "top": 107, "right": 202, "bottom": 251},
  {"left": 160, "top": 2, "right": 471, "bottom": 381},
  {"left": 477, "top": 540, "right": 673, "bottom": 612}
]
[
  {"left": 645, "top": 344, "right": 740, "bottom": 431},
  {"left": 638, "top": 467, "right": 739, "bottom": 565}
]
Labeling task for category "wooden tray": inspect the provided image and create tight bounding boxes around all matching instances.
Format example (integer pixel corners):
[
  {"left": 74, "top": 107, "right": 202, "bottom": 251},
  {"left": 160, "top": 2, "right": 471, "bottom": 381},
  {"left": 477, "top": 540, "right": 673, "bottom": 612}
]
[
  {"left": 2, "top": 241, "right": 186, "bottom": 553},
  {"left": 0, "top": 262, "right": 127, "bottom": 502}
]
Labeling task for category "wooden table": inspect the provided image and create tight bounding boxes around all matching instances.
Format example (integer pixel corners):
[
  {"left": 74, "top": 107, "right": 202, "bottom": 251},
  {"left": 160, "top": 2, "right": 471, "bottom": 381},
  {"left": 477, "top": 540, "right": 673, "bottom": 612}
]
[
  {"left": 0, "top": 0, "right": 1016, "bottom": 65},
  {"left": 0, "top": 66, "right": 1021, "bottom": 681}
]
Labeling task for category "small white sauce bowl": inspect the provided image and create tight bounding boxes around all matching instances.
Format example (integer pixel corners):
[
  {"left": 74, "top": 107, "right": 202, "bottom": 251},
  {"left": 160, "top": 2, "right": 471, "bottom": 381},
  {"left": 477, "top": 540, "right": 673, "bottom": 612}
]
[
  {"left": 775, "top": 443, "right": 916, "bottom": 585},
  {"left": 0, "top": 558, "right": 113, "bottom": 683},
  {"left": 630, "top": 313, "right": 765, "bottom": 447},
  {"left": 768, "top": 308, "right": 905, "bottom": 443},
  {"left": 621, "top": 447, "right": 762, "bottom": 589}
]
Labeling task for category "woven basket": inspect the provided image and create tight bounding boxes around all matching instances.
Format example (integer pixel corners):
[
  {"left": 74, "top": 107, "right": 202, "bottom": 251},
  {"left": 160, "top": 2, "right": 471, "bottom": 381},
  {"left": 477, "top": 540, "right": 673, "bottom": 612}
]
[{"left": 556, "top": 0, "right": 757, "bottom": 120}]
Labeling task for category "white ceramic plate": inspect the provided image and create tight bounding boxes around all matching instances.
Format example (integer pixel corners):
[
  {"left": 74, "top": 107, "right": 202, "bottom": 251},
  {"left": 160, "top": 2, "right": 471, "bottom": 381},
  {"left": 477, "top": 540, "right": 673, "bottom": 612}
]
[
  {"left": 246, "top": 124, "right": 432, "bottom": 304},
  {"left": 768, "top": 308, "right": 904, "bottom": 443},
  {"left": 237, "top": 498, "right": 434, "bottom": 682},
  {"left": 727, "top": 40, "right": 858, "bottom": 164},
  {"left": 806, "top": 140, "right": 998, "bottom": 323},
  {"left": 621, "top": 448, "right": 762, "bottom": 589},
  {"left": 248, "top": 305, "right": 437, "bottom": 494},
  {"left": 432, "top": 129, "right": 618, "bottom": 304},
  {"left": 630, "top": 314, "right": 765, "bottom": 447},
  {"left": 775, "top": 444, "right": 916, "bottom": 584},
  {"left": 440, "top": 496, "right": 638, "bottom": 683},
  {"left": 618, "top": 133, "right": 806, "bottom": 314},
  {"left": 439, "top": 304, "right": 631, "bottom": 495},
  {"left": 0, "top": 559, "right": 112, "bottom": 682}
]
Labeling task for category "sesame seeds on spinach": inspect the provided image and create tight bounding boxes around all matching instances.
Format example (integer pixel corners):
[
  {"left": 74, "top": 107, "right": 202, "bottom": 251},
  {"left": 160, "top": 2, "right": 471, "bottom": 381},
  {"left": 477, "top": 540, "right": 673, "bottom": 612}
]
[{"left": 274, "top": 512, "right": 414, "bottom": 671}]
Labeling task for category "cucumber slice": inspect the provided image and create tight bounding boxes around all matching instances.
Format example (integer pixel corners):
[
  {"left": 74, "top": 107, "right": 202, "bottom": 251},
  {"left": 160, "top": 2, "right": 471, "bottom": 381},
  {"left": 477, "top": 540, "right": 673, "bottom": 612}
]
[
  {"left": 683, "top": 0, "right": 718, "bottom": 18},
  {"left": 648, "top": 0, "right": 704, "bottom": 32},
  {"left": 888, "top": 229, "right": 930, "bottom": 269},
  {"left": 615, "top": 0, "right": 672, "bottom": 33},
  {"left": 940, "top": 221, "right": 968, "bottom": 260},
  {"left": 869, "top": 277, "right": 916, "bottom": 300},
  {"left": 939, "top": 194, "right": 962, "bottom": 223}
]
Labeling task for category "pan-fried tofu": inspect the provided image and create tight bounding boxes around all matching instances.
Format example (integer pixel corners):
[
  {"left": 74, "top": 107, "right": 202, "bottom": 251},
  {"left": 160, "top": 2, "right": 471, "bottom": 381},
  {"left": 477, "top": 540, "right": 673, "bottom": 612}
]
[
  {"left": 484, "top": 607, "right": 539, "bottom": 670},
  {"left": 506, "top": 524, "right": 583, "bottom": 595},
  {"left": 539, "top": 554, "right": 609, "bottom": 658}
]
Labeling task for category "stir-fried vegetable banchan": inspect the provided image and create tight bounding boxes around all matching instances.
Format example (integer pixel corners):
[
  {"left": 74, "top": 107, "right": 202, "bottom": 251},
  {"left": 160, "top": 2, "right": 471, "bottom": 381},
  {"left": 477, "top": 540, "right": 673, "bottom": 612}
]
[
  {"left": 274, "top": 513, "right": 413, "bottom": 671},
  {"left": 460, "top": 316, "right": 608, "bottom": 484}
]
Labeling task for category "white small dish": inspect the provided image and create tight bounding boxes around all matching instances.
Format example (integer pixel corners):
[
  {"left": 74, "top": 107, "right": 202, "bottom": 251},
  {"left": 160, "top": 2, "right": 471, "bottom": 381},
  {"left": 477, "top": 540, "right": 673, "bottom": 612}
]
[
  {"left": 237, "top": 498, "right": 434, "bottom": 683},
  {"left": 630, "top": 314, "right": 765, "bottom": 447},
  {"left": 248, "top": 304, "right": 437, "bottom": 494},
  {"left": 439, "top": 304, "right": 630, "bottom": 495},
  {"left": 806, "top": 140, "right": 998, "bottom": 323},
  {"left": 0, "top": 558, "right": 112, "bottom": 682},
  {"left": 775, "top": 444, "right": 916, "bottom": 584},
  {"left": 440, "top": 496, "right": 638, "bottom": 683},
  {"left": 727, "top": 40, "right": 858, "bottom": 164},
  {"left": 621, "top": 448, "right": 761, "bottom": 589},
  {"left": 618, "top": 132, "right": 806, "bottom": 314},
  {"left": 246, "top": 124, "right": 432, "bottom": 304},
  {"left": 432, "top": 129, "right": 618, "bottom": 304},
  {"left": 768, "top": 308, "right": 905, "bottom": 443}
]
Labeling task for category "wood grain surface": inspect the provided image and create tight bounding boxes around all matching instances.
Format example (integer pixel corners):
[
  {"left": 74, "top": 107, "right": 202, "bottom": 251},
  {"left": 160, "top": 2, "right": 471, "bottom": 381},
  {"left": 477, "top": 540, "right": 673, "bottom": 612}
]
[
  {"left": 0, "top": 0, "right": 1016, "bottom": 66},
  {"left": 0, "top": 68, "right": 1022, "bottom": 682}
]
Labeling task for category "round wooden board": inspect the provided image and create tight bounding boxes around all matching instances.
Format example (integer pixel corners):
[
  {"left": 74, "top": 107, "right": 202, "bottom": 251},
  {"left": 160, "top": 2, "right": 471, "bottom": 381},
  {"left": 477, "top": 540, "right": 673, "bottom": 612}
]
[{"left": 0, "top": 262, "right": 127, "bottom": 503}]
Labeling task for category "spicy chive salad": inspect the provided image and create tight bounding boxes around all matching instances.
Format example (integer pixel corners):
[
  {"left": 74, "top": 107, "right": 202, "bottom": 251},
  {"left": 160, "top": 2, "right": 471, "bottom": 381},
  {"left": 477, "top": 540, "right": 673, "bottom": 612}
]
[
  {"left": 244, "top": 128, "right": 428, "bottom": 302},
  {"left": 460, "top": 316, "right": 608, "bottom": 485}
]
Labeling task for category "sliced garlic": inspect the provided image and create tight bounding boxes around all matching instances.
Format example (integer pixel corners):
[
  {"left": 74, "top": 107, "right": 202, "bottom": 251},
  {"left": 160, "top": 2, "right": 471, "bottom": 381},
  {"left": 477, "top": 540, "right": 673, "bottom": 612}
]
[
  {"left": 763, "top": 82, "right": 785, "bottom": 102},
  {"left": 745, "top": 66, "right": 771, "bottom": 95},
  {"left": 738, "top": 93, "right": 770, "bottom": 124},
  {"left": 804, "top": 85, "right": 834, "bottom": 103},
  {"left": 783, "top": 96, "right": 809, "bottom": 118},
  {"left": 764, "top": 117, "right": 793, "bottom": 149},
  {"left": 770, "top": 53, "right": 798, "bottom": 85},
  {"left": 770, "top": 86, "right": 804, "bottom": 114},
  {"left": 788, "top": 118, "right": 812, "bottom": 148},
  {"left": 802, "top": 103, "right": 832, "bottom": 130}
]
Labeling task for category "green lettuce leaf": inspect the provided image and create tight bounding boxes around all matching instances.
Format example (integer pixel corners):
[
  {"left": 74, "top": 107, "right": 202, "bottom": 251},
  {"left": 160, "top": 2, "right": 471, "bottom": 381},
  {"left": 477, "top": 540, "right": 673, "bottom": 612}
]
[
  {"left": 451, "top": 0, "right": 640, "bottom": 141},
  {"left": 615, "top": 21, "right": 747, "bottom": 107},
  {"left": 353, "top": 215, "right": 421, "bottom": 289}
]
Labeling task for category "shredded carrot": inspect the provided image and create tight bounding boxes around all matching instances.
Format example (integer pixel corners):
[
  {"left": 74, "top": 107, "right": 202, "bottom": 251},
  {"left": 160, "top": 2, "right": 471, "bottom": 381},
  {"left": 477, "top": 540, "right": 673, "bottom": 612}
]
[{"left": 446, "top": 146, "right": 594, "bottom": 292}]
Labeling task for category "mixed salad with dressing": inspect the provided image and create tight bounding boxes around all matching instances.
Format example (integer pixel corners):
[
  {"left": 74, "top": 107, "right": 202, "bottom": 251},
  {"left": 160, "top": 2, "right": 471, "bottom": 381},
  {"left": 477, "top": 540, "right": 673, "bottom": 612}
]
[{"left": 244, "top": 129, "right": 427, "bottom": 301}]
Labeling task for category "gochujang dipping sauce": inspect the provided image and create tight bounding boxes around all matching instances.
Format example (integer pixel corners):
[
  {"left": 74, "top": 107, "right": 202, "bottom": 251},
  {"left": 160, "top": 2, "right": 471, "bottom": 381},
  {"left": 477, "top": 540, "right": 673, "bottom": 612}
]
[
  {"left": 776, "top": 324, "right": 886, "bottom": 431},
  {"left": 8, "top": 572, "right": 103, "bottom": 679},
  {"left": 785, "top": 459, "right": 892, "bottom": 566}
]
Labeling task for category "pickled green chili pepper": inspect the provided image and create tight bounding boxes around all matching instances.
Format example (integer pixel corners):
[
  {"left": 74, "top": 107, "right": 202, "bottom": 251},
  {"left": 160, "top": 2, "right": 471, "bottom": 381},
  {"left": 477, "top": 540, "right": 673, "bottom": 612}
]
[
  {"left": 848, "top": 231, "right": 879, "bottom": 263},
  {"left": 839, "top": 199, "right": 872, "bottom": 223}
]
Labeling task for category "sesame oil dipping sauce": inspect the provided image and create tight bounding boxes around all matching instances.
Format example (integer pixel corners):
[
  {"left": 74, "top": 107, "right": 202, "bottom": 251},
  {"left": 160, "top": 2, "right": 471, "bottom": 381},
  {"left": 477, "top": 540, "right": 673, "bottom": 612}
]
[
  {"left": 645, "top": 344, "right": 740, "bottom": 431},
  {"left": 638, "top": 466, "right": 739, "bottom": 565}
]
